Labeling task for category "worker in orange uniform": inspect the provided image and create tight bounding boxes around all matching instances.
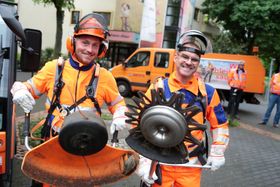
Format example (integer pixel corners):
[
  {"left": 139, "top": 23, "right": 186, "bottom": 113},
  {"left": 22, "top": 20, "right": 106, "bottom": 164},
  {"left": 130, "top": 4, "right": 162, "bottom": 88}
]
[
  {"left": 113, "top": 30, "right": 229, "bottom": 187},
  {"left": 10, "top": 13, "right": 128, "bottom": 187},
  {"left": 258, "top": 71, "right": 280, "bottom": 128},
  {"left": 227, "top": 62, "right": 247, "bottom": 119}
]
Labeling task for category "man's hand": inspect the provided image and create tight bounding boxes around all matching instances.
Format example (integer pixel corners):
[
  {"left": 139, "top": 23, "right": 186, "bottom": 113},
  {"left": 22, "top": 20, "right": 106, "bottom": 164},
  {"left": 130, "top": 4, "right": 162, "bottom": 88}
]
[
  {"left": 110, "top": 106, "right": 129, "bottom": 134},
  {"left": 207, "top": 144, "right": 226, "bottom": 171},
  {"left": 11, "top": 82, "right": 35, "bottom": 113},
  {"left": 136, "top": 156, "right": 158, "bottom": 187}
]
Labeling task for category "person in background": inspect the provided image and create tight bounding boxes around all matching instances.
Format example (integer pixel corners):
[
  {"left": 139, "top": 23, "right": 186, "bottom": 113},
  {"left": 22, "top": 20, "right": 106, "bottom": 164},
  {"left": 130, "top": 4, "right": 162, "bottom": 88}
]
[
  {"left": 258, "top": 71, "right": 280, "bottom": 128},
  {"left": 227, "top": 62, "right": 247, "bottom": 119}
]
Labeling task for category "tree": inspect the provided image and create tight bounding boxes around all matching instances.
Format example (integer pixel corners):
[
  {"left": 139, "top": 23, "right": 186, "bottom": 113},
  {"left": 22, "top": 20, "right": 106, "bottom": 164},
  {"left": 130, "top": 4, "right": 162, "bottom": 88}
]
[
  {"left": 33, "top": 0, "right": 74, "bottom": 58},
  {"left": 211, "top": 31, "right": 246, "bottom": 54},
  {"left": 202, "top": 0, "right": 280, "bottom": 71}
]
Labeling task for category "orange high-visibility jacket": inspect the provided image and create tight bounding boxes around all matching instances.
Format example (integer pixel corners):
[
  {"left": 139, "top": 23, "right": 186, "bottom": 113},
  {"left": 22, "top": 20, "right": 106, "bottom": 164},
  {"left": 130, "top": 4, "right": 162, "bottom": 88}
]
[
  {"left": 227, "top": 67, "right": 247, "bottom": 90},
  {"left": 24, "top": 58, "right": 124, "bottom": 131},
  {"left": 270, "top": 73, "right": 280, "bottom": 95},
  {"left": 147, "top": 72, "right": 229, "bottom": 164},
  {"left": 146, "top": 73, "right": 229, "bottom": 187}
]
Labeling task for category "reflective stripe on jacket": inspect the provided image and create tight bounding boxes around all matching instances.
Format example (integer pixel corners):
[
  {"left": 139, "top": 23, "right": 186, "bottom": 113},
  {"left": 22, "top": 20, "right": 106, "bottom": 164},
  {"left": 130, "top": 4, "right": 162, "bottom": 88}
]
[
  {"left": 228, "top": 67, "right": 247, "bottom": 89},
  {"left": 270, "top": 73, "right": 280, "bottom": 95}
]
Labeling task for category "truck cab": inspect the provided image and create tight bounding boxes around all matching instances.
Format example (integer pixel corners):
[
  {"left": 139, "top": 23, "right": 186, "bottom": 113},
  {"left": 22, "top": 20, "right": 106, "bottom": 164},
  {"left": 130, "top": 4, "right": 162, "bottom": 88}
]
[{"left": 111, "top": 48, "right": 175, "bottom": 97}]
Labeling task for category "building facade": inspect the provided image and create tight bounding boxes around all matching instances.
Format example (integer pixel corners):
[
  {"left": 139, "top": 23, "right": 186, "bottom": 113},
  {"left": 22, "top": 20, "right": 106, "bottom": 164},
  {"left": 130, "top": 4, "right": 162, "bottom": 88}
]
[{"left": 16, "top": 0, "right": 219, "bottom": 68}]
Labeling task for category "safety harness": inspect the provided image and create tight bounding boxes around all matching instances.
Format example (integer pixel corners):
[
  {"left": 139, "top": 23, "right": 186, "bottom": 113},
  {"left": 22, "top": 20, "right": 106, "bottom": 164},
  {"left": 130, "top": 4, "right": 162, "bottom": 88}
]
[{"left": 40, "top": 58, "right": 102, "bottom": 139}]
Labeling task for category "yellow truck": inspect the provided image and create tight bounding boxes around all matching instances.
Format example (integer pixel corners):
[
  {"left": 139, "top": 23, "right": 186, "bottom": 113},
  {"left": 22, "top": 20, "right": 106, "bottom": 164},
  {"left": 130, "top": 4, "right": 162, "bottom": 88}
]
[{"left": 110, "top": 47, "right": 265, "bottom": 104}]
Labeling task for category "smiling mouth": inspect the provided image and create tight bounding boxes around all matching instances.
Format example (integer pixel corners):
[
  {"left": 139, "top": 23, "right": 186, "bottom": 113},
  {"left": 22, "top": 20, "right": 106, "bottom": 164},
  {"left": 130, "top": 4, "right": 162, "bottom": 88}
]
[{"left": 180, "top": 63, "right": 193, "bottom": 69}]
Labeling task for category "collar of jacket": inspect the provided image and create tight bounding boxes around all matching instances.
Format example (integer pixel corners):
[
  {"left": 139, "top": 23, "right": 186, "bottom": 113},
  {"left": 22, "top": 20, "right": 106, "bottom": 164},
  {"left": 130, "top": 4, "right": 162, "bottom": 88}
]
[{"left": 69, "top": 55, "right": 94, "bottom": 71}]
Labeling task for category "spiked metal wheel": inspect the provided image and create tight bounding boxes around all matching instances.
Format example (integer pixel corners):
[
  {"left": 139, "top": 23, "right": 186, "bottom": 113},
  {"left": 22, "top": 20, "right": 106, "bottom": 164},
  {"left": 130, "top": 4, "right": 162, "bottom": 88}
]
[{"left": 125, "top": 88, "right": 207, "bottom": 164}]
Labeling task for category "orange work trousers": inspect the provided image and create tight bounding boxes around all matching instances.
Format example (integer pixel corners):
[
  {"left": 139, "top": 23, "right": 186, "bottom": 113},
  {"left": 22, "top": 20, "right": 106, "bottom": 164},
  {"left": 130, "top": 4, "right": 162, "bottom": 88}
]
[{"left": 152, "top": 165, "right": 202, "bottom": 187}]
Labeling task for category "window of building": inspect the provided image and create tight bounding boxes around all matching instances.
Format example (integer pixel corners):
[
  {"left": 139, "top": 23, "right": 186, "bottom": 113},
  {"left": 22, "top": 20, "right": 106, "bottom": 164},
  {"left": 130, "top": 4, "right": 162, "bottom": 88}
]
[
  {"left": 93, "top": 11, "right": 111, "bottom": 27},
  {"left": 163, "top": 30, "right": 177, "bottom": 48},
  {"left": 71, "top": 11, "right": 80, "bottom": 24},
  {"left": 194, "top": 8, "right": 200, "bottom": 22}
]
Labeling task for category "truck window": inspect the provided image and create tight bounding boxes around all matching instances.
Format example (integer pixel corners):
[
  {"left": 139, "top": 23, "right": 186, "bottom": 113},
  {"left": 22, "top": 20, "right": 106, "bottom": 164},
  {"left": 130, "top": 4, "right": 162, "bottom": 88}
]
[
  {"left": 127, "top": 52, "right": 150, "bottom": 67},
  {"left": 154, "top": 52, "right": 169, "bottom": 68}
]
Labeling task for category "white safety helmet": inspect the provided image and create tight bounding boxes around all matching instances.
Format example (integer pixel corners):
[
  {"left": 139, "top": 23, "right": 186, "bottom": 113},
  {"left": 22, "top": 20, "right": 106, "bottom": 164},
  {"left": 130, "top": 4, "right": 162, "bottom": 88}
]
[{"left": 177, "top": 30, "right": 212, "bottom": 56}]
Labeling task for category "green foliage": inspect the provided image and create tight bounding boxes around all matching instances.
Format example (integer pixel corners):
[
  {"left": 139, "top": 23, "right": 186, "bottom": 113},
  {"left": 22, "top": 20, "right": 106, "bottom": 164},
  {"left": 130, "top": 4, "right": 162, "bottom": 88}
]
[
  {"left": 228, "top": 117, "right": 240, "bottom": 127},
  {"left": 212, "top": 31, "right": 246, "bottom": 54},
  {"left": 101, "top": 113, "right": 113, "bottom": 120},
  {"left": 40, "top": 47, "right": 54, "bottom": 67},
  {"left": 32, "top": 0, "right": 75, "bottom": 58},
  {"left": 40, "top": 47, "right": 68, "bottom": 67},
  {"left": 202, "top": 0, "right": 280, "bottom": 63}
]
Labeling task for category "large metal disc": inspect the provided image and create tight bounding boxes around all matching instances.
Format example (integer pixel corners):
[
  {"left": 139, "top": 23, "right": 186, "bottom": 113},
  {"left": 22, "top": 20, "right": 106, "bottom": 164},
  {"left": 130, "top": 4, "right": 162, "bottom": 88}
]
[
  {"left": 140, "top": 105, "right": 187, "bottom": 148},
  {"left": 59, "top": 111, "right": 108, "bottom": 156}
]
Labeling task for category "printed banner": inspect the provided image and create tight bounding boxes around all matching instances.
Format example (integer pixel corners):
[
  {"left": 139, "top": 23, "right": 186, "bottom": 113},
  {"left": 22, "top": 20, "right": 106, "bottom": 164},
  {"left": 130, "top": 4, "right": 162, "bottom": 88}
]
[{"left": 197, "top": 58, "right": 243, "bottom": 90}]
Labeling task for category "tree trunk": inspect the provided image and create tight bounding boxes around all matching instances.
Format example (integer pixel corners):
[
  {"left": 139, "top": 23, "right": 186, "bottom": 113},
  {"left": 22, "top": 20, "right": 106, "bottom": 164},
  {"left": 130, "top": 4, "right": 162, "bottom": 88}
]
[{"left": 54, "top": 9, "right": 64, "bottom": 58}]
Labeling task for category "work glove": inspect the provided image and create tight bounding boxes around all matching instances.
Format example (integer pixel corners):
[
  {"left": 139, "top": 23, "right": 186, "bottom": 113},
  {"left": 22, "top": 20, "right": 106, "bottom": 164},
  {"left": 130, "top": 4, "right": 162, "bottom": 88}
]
[
  {"left": 136, "top": 156, "right": 158, "bottom": 187},
  {"left": 110, "top": 106, "right": 130, "bottom": 134},
  {"left": 11, "top": 82, "right": 35, "bottom": 113},
  {"left": 207, "top": 144, "right": 226, "bottom": 171}
]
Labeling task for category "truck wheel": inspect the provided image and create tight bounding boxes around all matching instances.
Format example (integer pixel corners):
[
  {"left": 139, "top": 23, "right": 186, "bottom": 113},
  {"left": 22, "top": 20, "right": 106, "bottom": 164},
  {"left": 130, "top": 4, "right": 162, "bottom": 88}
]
[{"left": 117, "top": 81, "right": 131, "bottom": 97}]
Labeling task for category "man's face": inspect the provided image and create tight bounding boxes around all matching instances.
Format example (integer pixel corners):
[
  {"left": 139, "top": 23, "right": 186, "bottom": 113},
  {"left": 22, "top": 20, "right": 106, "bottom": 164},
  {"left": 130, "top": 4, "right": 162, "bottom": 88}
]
[
  {"left": 74, "top": 35, "right": 101, "bottom": 65},
  {"left": 174, "top": 45, "right": 200, "bottom": 81}
]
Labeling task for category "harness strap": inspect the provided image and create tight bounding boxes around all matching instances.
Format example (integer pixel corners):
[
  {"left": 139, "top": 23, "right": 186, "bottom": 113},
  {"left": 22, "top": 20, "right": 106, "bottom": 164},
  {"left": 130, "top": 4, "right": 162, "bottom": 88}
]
[
  {"left": 66, "top": 64, "right": 102, "bottom": 115},
  {"left": 41, "top": 58, "right": 65, "bottom": 139},
  {"left": 40, "top": 60, "right": 102, "bottom": 139},
  {"left": 159, "top": 78, "right": 209, "bottom": 164}
]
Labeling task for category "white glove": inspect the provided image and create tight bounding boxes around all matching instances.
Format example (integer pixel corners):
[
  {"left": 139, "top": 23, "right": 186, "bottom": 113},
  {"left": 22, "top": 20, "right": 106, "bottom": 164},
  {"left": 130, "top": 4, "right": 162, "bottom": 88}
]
[
  {"left": 136, "top": 156, "right": 158, "bottom": 186},
  {"left": 110, "top": 106, "right": 129, "bottom": 134},
  {"left": 11, "top": 82, "right": 35, "bottom": 113},
  {"left": 207, "top": 144, "right": 226, "bottom": 171}
]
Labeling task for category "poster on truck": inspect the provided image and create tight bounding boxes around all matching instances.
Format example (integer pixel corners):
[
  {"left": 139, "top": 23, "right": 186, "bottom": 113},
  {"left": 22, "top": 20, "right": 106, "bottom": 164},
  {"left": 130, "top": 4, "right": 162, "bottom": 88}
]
[{"left": 196, "top": 58, "right": 244, "bottom": 90}]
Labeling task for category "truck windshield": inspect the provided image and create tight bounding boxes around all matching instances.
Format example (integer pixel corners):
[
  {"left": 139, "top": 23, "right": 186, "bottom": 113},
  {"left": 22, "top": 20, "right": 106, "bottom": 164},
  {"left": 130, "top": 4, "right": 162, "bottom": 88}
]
[
  {"left": 0, "top": 16, "right": 10, "bottom": 98},
  {"left": 127, "top": 51, "right": 150, "bottom": 67}
]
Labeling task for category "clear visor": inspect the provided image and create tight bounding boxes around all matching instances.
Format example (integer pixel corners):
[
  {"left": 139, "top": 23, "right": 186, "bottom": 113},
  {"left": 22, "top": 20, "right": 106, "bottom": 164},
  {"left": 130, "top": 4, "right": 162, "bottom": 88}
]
[{"left": 178, "top": 32, "right": 213, "bottom": 54}]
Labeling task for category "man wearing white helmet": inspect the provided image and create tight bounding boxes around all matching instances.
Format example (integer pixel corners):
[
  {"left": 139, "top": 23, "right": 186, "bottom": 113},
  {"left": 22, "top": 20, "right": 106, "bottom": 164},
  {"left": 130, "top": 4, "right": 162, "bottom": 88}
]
[{"left": 134, "top": 30, "right": 229, "bottom": 187}]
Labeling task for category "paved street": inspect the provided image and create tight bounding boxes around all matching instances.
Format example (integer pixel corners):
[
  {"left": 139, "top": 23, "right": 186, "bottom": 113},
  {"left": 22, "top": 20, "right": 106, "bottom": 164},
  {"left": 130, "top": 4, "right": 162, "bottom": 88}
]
[{"left": 12, "top": 72, "right": 280, "bottom": 187}]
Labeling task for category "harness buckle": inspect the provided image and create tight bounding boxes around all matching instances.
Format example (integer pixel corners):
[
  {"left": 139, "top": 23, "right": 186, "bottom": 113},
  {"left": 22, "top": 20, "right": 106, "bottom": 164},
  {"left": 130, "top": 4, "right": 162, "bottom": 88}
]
[
  {"left": 60, "top": 108, "right": 69, "bottom": 117},
  {"left": 86, "top": 86, "right": 94, "bottom": 98}
]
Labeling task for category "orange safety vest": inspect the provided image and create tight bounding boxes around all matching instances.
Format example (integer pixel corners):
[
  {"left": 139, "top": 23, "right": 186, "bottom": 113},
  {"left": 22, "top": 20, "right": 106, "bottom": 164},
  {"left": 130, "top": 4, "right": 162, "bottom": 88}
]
[
  {"left": 228, "top": 67, "right": 247, "bottom": 89},
  {"left": 270, "top": 73, "right": 280, "bottom": 95},
  {"left": 25, "top": 58, "right": 124, "bottom": 133}
]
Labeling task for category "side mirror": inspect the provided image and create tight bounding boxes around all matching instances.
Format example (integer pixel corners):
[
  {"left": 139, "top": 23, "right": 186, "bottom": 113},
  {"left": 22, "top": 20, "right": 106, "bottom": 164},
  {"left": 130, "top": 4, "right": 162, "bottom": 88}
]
[
  {"left": 0, "top": 6, "right": 25, "bottom": 42},
  {"left": 20, "top": 29, "right": 42, "bottom": 72},
  {"left": 122, "top": 60, "right": 128, "bottom": 68},
  {"left": 0, "top": 6, "right": 42, "bottom": 72}
]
